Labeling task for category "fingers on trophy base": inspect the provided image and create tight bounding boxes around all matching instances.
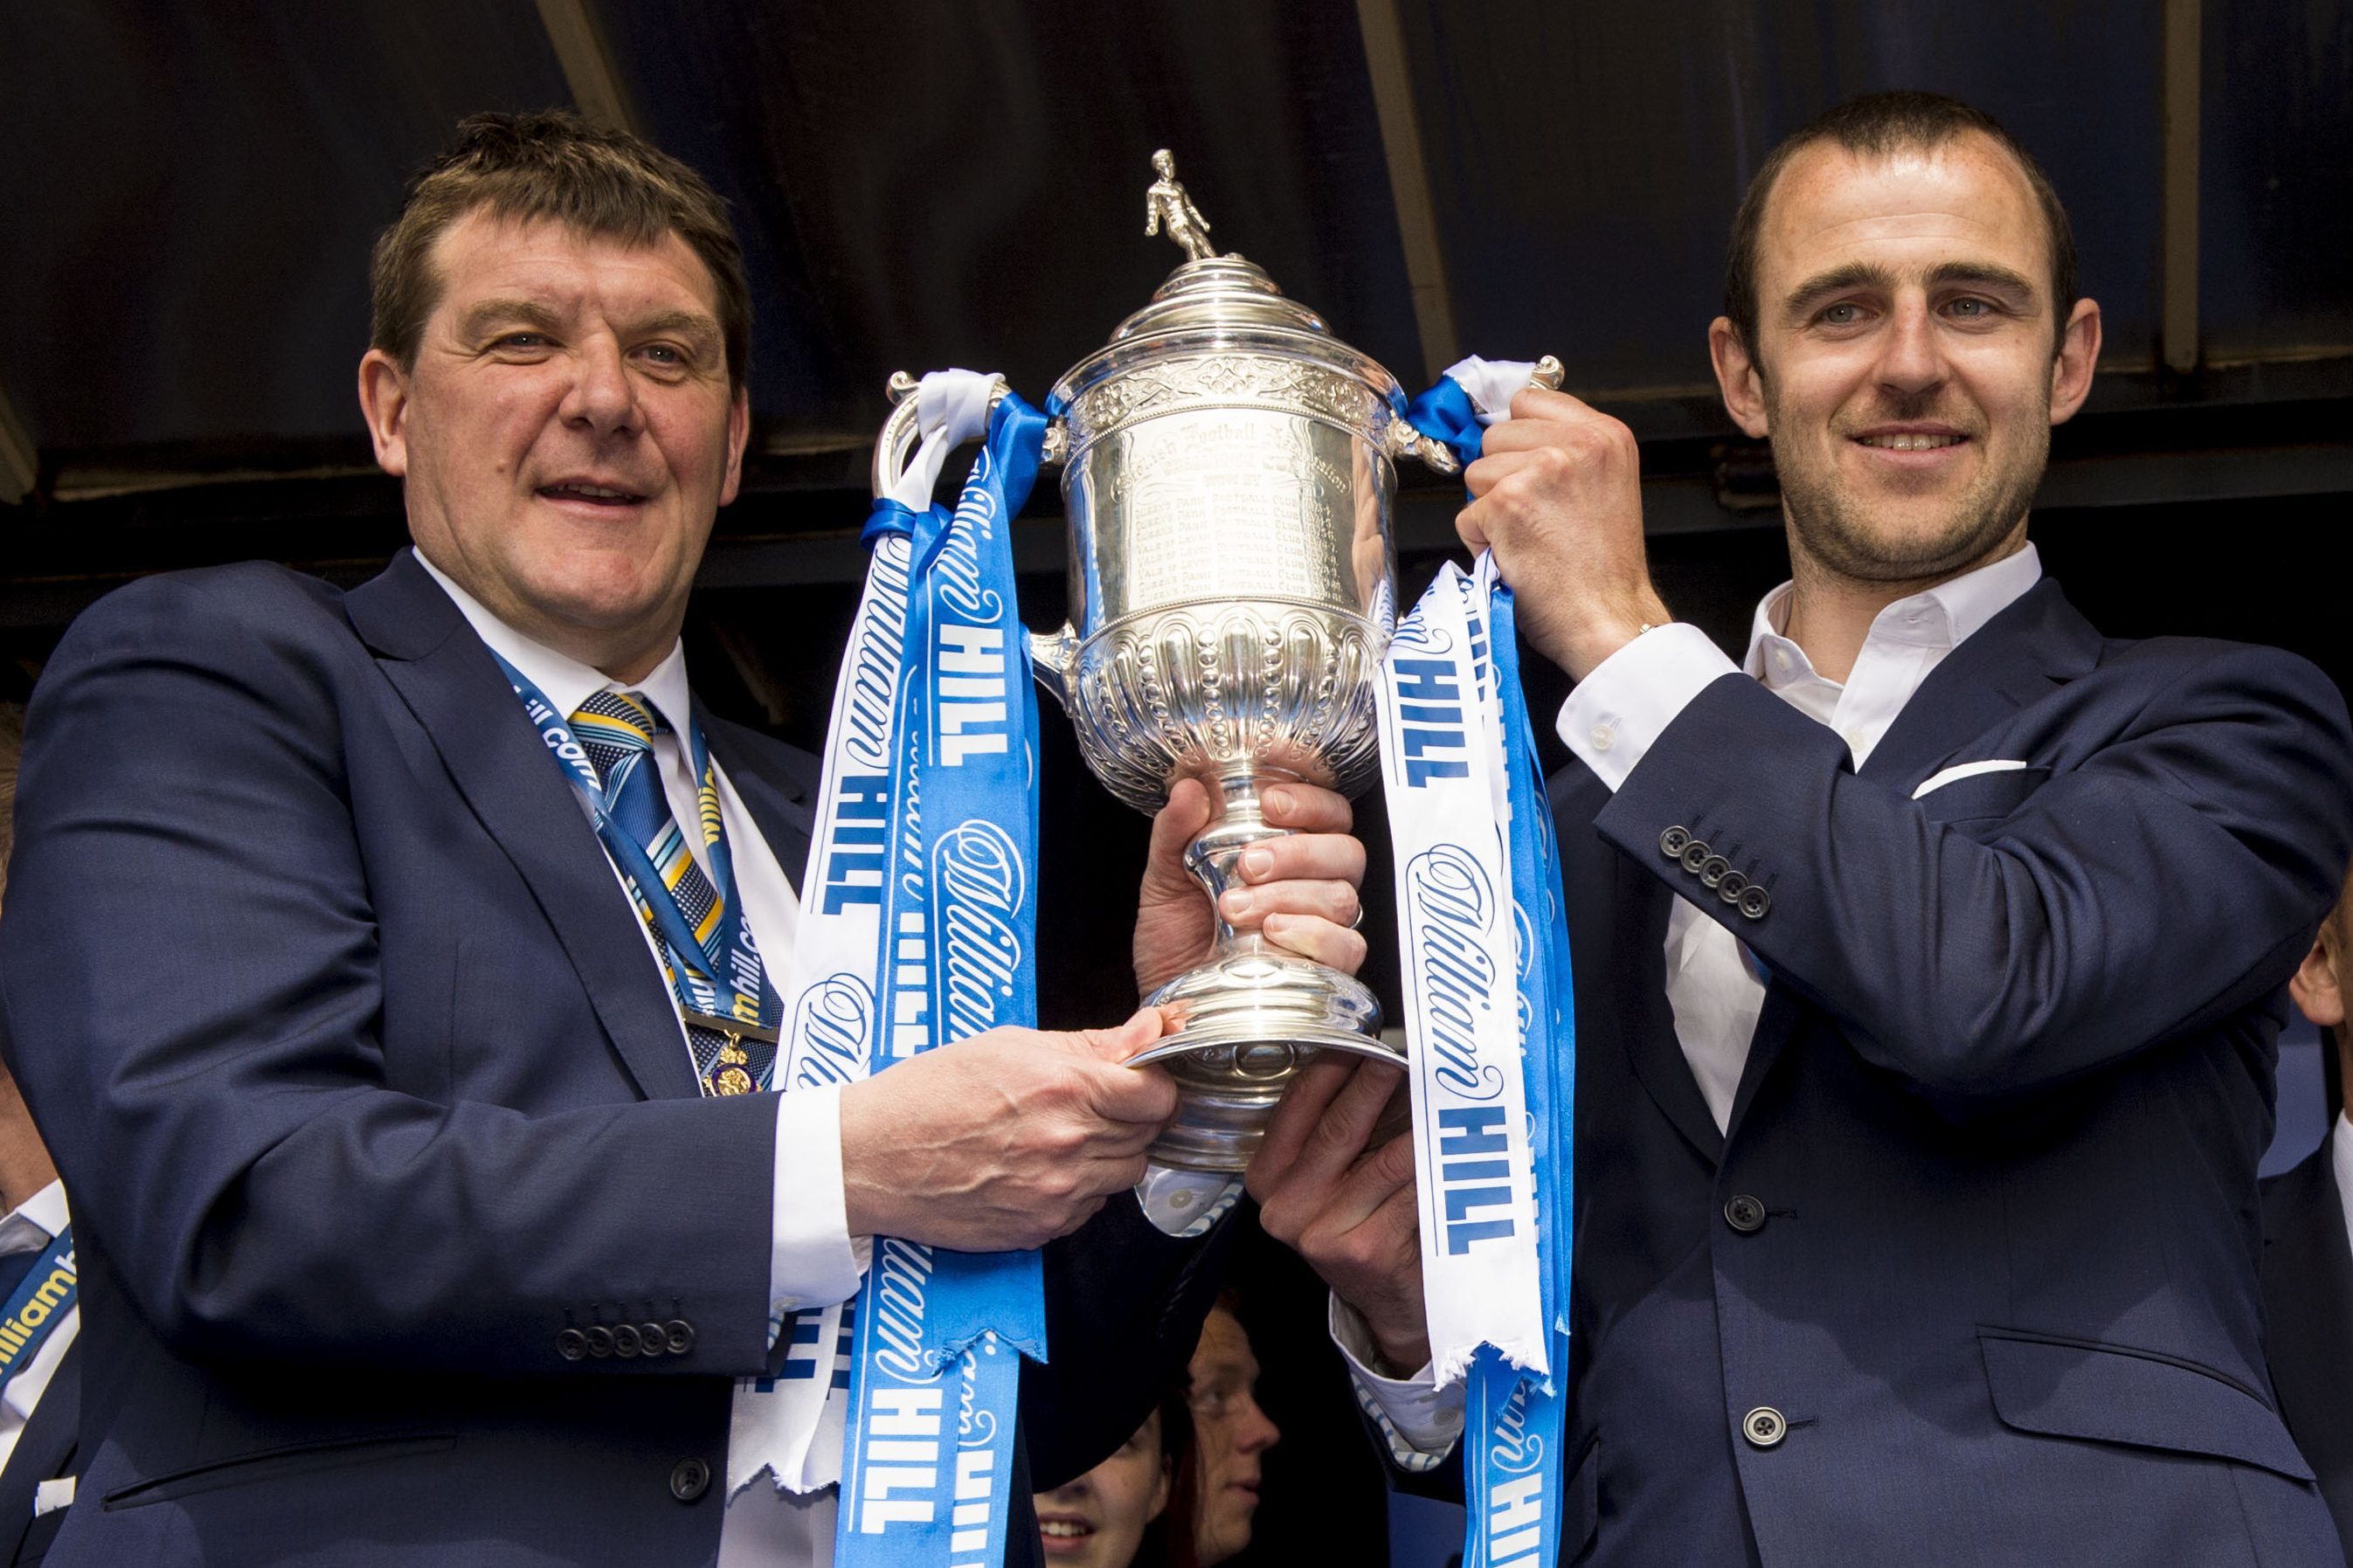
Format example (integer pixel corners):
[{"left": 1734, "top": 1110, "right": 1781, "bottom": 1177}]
[{"left": 1128, "top": 949, "right": 1396, "bottom": 1172}]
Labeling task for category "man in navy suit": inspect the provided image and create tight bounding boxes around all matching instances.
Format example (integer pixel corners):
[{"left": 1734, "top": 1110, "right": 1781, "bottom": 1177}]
[
  {"left": 1254, "top": 91, "right": 2353, "bottom": 1565},
  {"left": 0, "top": 113, "right": 1373, "bottom": 1567},
  {"left": 2266, "top": 875, "right": 2353, "bottom": 1557}
]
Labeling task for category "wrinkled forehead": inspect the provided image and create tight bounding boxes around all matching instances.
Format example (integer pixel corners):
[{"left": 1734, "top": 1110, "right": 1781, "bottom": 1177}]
[
  {"left": 422, "top": 206, "right": 722, "bottom": 324},
  {"left": 1758, "top": 133, "right": 2052, "bottom": 294}
]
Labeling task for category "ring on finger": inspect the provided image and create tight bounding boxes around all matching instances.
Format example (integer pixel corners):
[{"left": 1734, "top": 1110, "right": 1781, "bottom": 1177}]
[{"left": 1346, "top": 903, "right": 1365, "bottom": 930}]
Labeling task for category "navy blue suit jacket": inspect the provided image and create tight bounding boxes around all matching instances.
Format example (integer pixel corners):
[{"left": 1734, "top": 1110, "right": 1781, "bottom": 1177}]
[
  {"left": 2261, "top": 1128, "right": 2353, "bottom": 1560},
  {"left": 0, "top": 1340, "right": 75, "bottom": 1565},
  {"left": 1541, "top": 579, "right": 2353, "bottom": 1565},
  {"left": 0, "top": 552, "right": 1225, "bottom": 1566}
]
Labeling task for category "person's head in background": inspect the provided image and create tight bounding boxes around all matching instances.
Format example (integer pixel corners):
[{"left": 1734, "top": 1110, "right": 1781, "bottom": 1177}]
[
  {"left": 0, "top": 703, "right": 62, "bottom": 1212},
  {"left": 1035, "top": 1388, "right": 1196, "bottom": 1568},
  {"left": 2287, "top": 862, "right": 2353, "bottom": 1126},
  {"left": 1187, "top": 1290, "right": 1281, "bottom": 1567}
]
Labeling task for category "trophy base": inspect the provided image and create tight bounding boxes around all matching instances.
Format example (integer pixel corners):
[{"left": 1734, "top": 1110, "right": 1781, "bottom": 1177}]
[{"left": 1129, "top": 948, "right": 1398, "bottom": 1172}]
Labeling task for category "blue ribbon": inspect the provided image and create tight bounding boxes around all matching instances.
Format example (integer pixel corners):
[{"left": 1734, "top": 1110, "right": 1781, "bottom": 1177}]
[
  {"left": 1460, "top": 582, "right": 1574, "bottom": 1568},
  {"left": 1401, "top": 375, "right": 1488, "bottom": 469},
  {"left": 1405, "top": 372, "right": 1576, "bottom": 1568},
  {"left": 836, "top": 393, "right": 1049, "bottom": 1568}
]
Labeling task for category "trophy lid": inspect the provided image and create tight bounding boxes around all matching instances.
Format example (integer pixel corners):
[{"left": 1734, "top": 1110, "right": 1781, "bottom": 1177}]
[
  {"left": 1107, "top": 253, "right": 1332, "bottom": 343},
  {"left": 1053, "top": 150, "right": 1401, "bottom": 413}
]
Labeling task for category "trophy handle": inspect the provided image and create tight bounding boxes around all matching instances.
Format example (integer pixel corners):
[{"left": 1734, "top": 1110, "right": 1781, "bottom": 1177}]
[
  {"left": 1383, "top": 354, "right": 1567, "bottom": 477},
  {"left": 1027, "top": 623, "right": 1080, "bottom": 711},
  {"left": 869, "top": 370, "right": 1020, "bottom": 501}
]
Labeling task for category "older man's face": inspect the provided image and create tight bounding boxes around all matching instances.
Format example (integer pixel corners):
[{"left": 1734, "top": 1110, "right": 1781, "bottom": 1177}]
[
  {"left": 1716, "top": 131, "right": 2099, "bottom": 586},
  {"left": 360, "top": 209, "right": 746, "bottom": 680}
]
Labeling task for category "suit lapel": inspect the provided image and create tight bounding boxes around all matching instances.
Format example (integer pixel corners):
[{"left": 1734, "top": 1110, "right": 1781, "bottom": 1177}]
[
  {"left": 1858, "top": 577, "right": 2102, "bottom": 791},
  {"left": 344, "top": 552, "right": 702, "bottom": 1102},
  {"left": 0, "top": 1338, "right": 75, "bottom": 1545},
  {"left": 1721, "top": 577, "right": 2104, "bottom": 1144},
  {"left": 1560, "top": 766, "right": 1725, "bottom": 1165},
  {"left": 2263, "top": 1135, "right": 2353, "bottom": 1460}
]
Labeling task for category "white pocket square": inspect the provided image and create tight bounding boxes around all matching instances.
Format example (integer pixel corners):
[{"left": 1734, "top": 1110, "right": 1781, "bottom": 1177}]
[{"left": 1913, "top": 758, "right": 2030, "bottom": 800}]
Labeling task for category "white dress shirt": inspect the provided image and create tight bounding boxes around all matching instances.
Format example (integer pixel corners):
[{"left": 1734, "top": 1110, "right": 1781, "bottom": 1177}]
[
  {"left": 1340, "top": 542, "right": 2045, "bottom": 1459},
  {"left": 0, "top": 1181, "right": 75, "bottom": 1478}
]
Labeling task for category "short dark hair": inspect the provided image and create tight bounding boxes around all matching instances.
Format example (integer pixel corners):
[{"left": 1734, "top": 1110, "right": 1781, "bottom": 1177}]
[
  {"left": 370, "top": 110, "right": 751, "bottom": 390},
  {"left": 1724, "top": 91, "right": 2077, "bottom": 356}
]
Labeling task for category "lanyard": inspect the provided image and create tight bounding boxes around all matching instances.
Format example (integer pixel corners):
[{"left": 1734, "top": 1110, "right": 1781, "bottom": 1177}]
[
  {"left": 0, "top": 1227, "right": 75, "bottom": 1392},
  {"left": 492, "top": 654, "right": 776, "bottom": 1034}
]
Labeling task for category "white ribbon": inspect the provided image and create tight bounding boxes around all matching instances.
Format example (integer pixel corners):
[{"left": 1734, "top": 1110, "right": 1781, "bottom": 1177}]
[{"left": 1376, "top": 558, "right": 1548, "bottom": 1385}]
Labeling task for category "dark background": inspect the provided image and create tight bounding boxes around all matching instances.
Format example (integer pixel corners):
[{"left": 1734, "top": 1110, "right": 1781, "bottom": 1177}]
[{"left": 3, "top": 4, "right": 2349, "bottom": 1565}]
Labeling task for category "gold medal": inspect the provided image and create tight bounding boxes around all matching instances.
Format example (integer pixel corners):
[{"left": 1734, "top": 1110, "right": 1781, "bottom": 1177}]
[{"left": 712, "top": 1065, "right": 756, "bottom": 1095}]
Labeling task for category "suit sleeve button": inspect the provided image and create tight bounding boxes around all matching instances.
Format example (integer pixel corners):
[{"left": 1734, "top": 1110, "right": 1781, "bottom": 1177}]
[
  {"left": 1679, "top": 839, "right": 1713, "bottom": 874},
  {"left": 640, "top": 1321, "right": 669, "bottom": 1357},
  {"left": 666, "top": 1319, "right": 697, "bottom": 1356},
  {"left": 1717, "top": 870, "right": 1748, "bottom": 902},
  {"left": 669, "top": 1458, "right": 712, "bottom": 1502},
  {"left": 1738, "top": 884, "right": 1772, "bottom": 921},
  {"left": 611, "top": 1323, "right": 642, "bottom": 1358},
  {"left": 1660, "top": 826, "right": 1692, "bottom": 858},
  {"left": 1742, "top": 1406, "right": 1788, "bottom": 1448},
  {"left": 1723, "top": 1194, "right": 1768, "bottom": 1233},
  {"left": 557, "top": 1328, "right": 588, "bottom": 1361},
  {"left": 585, "top": 1325, "right": 615, "bottom": 1359},
  {"left": 1698, "top": 854, "right": 1731, "bottom": 888}
]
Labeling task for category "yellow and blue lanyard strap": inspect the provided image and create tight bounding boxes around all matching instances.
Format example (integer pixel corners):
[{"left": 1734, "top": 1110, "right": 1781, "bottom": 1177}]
[
  {"left": 0, "top": 1226, "right": 75, "bottom": 1394},
  {"left": 493, "top": 656, "right": 778, "bottom": 1034}
]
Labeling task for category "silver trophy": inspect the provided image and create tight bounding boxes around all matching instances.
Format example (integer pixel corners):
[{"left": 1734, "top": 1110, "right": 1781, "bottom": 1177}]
[{"left": 875, "top": 153, "right": 1530, "bottom": 1170}]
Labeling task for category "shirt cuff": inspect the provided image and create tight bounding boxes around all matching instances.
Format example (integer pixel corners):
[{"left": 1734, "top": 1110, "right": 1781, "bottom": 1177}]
[
  {"left": 1555, "top": 623, "right": 1740, "bottom": 791},
  {"left": 1135, "top": 1164, "right": 1244, "bottom": 1239},
  {"left": 769, "top": 1086, "right": 862, "bottom": 1315},
  {"left": 1328, "top": 1294, "right": 1462, "bottom": 1469}
]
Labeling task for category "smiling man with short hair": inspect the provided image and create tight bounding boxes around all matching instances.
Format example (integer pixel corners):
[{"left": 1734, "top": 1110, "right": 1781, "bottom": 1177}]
[
  {"left": 0, "top": 110, "right": 1374, "bottom": 1568},
  {"left": 1263, "top": 90, "right": 2353, "bottom": 1566}
]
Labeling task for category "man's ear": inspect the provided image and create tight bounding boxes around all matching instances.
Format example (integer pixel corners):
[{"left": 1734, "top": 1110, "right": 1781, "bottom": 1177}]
[
  {"left": 1709, "top": 317, "right": 1770, "bottom": 439},
  {"left": 357, "top": 349, "right": 412, "bottom": 478},
  {"left": 2290, "top": 931, "right": 2346, "bottom": 1027},
  {"left": 2048, "top": 297, "right": 2102, "bottom": 425},
  {"left": 718, "top": 386, "right": 751, "bottom": 508}
]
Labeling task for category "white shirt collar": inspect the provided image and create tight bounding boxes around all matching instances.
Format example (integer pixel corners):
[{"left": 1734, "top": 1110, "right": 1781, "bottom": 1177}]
[
  {"left": 1745, "top": 542, "right": 2044, "bottom": 689},
  {"left": 412, "top": 549, "right": 696, "bottom": 735},
  {"left": 0, "top": 1180, "right": 69, "bottom": 1257},
  {"left": 2332, "top": 1110, "right": 2353, "bottom": 1248}
]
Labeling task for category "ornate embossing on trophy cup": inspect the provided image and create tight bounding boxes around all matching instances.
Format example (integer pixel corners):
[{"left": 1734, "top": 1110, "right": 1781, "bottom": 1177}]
[{"left": 876, "top": 153, "right": 1465, "bottom": 1170}]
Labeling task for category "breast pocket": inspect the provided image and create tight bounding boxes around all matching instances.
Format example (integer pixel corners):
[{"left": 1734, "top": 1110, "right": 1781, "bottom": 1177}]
[
  {"left": 1916, "top": 764, "right": 2052, "bottom": 825},
  {"left": 1977, "top": 1328, "right": 2313, "bottom": 1480}
]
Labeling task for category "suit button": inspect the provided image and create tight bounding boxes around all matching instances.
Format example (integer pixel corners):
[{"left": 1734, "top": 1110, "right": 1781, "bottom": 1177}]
[
  {"left": 1660, "top": 825, "right": 1692, "bottom": 858},
  {"left": 640, "top": 1322, "right": 669, "bottom": 1357},
  {"left": 611, "top": 1323, "right": 642, "bottom": 1358},
  {"left": 585, "top": 1325, "right": 615, "bottom": 1359},
  {"left": 666, "top": 1319, "right": 697, "bottom": 1356},
  {"left": 557, "top": 1328, "right": 589, "bottom": 1361},
  {"left": 1679, "top": 839, "right": 1713, "bottom": 875},
  {"left": 1742, "top": 1406, "right": 1787, "bottom": 1448},
  {"left": 669, "top": 1457, "right": 712, "bottom": 1503},
  {"left": 1723, "top": 1194, "right": 1767, "bottom": 1233},
  {"left": 1717, "top": 870, "right": 1748, "bottom": 902},
  {"left": 1737, "top": 884, "right": 1772, "bottom": 921},
  {"left": 1698, "top": 854, "right": 1731, "bottom": 888}
]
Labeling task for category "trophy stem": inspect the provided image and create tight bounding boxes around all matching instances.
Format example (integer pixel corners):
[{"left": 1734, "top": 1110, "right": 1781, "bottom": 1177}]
[{"left": 1127, "top": 766, "right": 1401, "bottom": 1171}]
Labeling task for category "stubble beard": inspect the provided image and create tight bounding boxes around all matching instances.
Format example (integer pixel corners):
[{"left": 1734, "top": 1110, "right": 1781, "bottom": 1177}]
[{"left": 1767, "top": 383, "right": 2051, "bottom": 587}]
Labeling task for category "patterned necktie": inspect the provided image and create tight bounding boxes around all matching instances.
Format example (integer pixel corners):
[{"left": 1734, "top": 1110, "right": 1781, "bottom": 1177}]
[{"left": 569, "top": 689, "right": 777, "bottom": 1097}]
